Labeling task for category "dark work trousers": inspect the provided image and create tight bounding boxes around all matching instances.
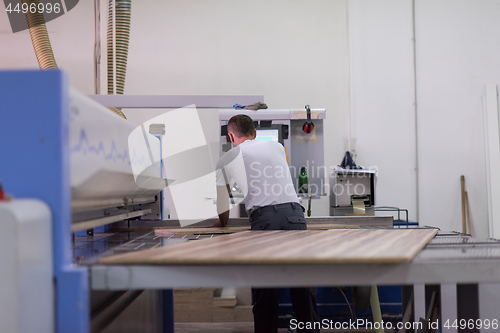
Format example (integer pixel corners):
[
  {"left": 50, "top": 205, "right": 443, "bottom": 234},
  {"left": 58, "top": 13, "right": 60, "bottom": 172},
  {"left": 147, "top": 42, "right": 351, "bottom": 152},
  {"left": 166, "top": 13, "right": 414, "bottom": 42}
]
[{"left": 249, "top": 202, "right": 320, "bottom": 333}]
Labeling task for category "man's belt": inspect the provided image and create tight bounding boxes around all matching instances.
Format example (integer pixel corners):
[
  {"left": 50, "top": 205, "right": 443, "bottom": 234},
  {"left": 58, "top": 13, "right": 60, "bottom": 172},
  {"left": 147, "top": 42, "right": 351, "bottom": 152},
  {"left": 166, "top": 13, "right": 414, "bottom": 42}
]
[{"left": 249, "top": 202, "right": 303, "bottom": 219}]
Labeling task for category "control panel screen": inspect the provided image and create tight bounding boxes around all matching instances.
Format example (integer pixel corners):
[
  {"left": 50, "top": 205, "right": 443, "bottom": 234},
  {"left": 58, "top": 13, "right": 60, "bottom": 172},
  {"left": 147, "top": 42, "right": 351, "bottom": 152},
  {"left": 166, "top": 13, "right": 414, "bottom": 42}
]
[{"left": 255, "top": 129, "right": 279, "bottom": 142}]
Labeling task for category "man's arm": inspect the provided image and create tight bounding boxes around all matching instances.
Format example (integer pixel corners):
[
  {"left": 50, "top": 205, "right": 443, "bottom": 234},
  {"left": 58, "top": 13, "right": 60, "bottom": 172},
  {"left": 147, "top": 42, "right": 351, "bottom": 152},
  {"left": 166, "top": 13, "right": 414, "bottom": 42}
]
[{"left": 213, "top": 184, "right": 231, "bottom": 227}]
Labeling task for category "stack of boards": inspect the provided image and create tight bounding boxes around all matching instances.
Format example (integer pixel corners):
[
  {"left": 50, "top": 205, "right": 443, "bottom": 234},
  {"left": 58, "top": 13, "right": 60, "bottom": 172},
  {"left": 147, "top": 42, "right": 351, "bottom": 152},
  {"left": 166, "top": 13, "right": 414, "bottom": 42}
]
[
  {"left": 174, "top": 289, "right": 252, "bottom": 323},
  {"left": 154, "top": 224, "right": 359, "bottom": 237}
]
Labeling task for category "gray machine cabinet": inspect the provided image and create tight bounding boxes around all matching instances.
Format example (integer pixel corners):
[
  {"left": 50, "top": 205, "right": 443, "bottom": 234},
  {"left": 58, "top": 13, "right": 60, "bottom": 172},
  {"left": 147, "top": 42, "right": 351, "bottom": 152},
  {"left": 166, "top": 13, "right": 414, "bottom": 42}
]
[
  {"left": 219, "top": 109, "right": 326, "bottom": 196},
  {"left": 289, "top": 119, "right": 325, "bottom": 196},
  {"left": 329, "top": 169, "right": 377, "bottom": 216}
]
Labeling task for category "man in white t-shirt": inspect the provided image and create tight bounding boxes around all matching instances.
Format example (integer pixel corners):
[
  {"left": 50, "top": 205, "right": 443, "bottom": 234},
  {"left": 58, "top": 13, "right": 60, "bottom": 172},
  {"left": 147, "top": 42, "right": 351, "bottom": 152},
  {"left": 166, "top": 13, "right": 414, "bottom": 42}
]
[{"left": 214, "top": 114, "right": 319, "bottom": 333}]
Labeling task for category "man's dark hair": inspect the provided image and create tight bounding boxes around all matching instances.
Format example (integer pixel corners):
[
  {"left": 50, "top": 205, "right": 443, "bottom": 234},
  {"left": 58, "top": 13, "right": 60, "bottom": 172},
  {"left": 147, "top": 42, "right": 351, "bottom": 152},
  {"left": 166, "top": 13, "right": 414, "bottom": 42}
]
[{"left": 227, "top": 114, "right": 255, "bottom": 138}]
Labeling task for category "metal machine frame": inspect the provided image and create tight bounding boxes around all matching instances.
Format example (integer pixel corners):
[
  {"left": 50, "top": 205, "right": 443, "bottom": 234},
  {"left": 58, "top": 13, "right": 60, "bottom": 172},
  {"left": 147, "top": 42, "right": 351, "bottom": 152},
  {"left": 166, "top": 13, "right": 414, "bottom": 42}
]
[{"left": 0, "top": 71, "right": 89, "bottom": 332}]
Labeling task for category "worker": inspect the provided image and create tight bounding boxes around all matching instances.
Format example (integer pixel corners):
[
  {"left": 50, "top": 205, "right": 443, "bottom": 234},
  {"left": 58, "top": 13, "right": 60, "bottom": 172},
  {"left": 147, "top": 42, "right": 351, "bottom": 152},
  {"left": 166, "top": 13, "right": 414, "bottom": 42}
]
[{"left": 213, "top": 114, "right": 320, "bottom": 333}]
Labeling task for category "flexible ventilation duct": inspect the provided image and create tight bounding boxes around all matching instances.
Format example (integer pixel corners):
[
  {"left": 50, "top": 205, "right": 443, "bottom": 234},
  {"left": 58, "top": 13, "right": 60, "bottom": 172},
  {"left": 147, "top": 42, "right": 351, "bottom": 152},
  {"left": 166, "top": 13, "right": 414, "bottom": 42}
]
[
  {"left": 107, "top": 0, "right": 131, "bottom": 119},
  {"left": 22, "top": 0, "right": 58, "bottom": 70},
  {"left": 23, "top": 0, "right": 131, "bottom": 119}
]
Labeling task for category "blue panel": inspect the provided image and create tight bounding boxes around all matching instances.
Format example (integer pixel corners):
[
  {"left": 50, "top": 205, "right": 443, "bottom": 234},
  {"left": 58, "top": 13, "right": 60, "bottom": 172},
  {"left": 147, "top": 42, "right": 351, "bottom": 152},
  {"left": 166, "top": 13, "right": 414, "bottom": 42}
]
[
  {"left": 278, "top": 286, "right": 402, "bottom": 327},
  {"left": 94, "top": 226, "right": 105, "bottom": 233},
  {"left": 0, "top": 70, "right": 89, "bottom": 333},
  {"left": 163, "top": 290, "right": 174, "bottom": 333},
  {"left": 75, "top": 230, "right": 89, "bottom": 237}
]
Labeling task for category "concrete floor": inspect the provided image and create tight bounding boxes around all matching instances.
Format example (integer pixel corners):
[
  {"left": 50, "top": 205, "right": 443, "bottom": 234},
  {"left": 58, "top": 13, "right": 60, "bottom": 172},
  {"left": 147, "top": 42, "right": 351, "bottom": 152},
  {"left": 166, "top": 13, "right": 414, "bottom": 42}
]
[
  {"left": 175, "top": 322, "right": 253, "bottom": 333},
  {"left": 174, "top": 322, "right": 388, "bottom": 333}
]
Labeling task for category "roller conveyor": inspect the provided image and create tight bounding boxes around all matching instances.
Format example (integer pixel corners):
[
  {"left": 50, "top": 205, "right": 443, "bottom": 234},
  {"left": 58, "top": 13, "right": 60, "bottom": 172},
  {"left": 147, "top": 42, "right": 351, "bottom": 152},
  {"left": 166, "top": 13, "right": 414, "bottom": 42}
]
[{"left": 74, "top": 230, "right": 223, "bottom": 265}]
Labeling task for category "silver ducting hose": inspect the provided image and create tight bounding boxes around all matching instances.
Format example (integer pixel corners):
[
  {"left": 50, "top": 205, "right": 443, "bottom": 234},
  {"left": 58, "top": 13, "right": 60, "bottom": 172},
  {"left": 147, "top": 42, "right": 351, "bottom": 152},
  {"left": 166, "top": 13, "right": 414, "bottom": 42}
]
[
  {"left": 107, "top": 0, "right": 131, "bottom": 119},
  {"left": 24, "top": 0, "right": 130, "bottom": 120}
]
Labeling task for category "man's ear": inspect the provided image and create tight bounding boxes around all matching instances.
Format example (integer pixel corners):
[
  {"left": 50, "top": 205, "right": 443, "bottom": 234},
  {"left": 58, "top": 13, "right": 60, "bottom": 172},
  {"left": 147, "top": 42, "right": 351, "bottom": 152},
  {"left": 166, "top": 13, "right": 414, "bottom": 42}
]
[{"left": 228, "top": 133, "right": 235, "bottom": 143}]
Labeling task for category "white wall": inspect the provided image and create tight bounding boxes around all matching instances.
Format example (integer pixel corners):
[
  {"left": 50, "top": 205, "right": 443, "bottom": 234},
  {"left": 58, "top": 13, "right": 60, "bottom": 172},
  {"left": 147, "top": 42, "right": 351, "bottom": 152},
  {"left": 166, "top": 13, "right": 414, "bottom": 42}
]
[
  {"left": 348, "top": 0, "right": 418, "bottom": 222},
  {"left": 415, "top": 0, "right": 500, "bottom": 236},
  {"left": 347, "top": 0, "right": 499, "bottom": 236}
]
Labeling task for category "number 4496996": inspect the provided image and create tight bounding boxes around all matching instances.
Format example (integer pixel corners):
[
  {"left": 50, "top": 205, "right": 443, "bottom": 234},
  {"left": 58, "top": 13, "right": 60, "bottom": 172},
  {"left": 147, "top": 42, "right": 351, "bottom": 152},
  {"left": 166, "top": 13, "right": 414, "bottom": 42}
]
[
  {"left": 6, "top": 2, "right": 61, "bottom": 14},
  {"left": 444, "top": 319, "right": 498, "bottom": 330}
]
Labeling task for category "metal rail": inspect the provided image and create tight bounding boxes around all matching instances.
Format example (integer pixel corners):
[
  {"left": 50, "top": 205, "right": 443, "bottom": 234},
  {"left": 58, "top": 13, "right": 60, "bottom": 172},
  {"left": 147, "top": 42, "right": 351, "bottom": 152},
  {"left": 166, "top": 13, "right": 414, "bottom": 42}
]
[
  {"left": 87, "top": 95, "right": 264, "bottom": 109},
  {"left": 71, "top": 209, "right": 152, "bottom": 232}
]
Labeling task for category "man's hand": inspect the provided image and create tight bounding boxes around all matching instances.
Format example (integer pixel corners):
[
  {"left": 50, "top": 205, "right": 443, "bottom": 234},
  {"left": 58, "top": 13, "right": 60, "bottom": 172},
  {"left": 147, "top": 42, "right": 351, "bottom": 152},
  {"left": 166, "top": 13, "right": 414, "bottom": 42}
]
[
  {"left": 213, "top": 185, "right": 231, "bottom": 228},
  {"left": 209, "top": 219, "right": 225, "bottom": 228}
]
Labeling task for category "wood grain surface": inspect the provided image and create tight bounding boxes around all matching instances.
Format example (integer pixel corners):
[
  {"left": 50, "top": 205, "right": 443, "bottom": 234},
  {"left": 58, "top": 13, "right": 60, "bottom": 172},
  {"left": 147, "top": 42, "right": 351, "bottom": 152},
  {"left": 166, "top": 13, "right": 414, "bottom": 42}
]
[
  {"left": 111, "top": 216, "right": 393, "bottom": 230},
  {"left": 153, "top": 224, "right": 359, "bottom": 237},
  {"left": 100, "top": 228, "right": 438, "bottom": 265}
]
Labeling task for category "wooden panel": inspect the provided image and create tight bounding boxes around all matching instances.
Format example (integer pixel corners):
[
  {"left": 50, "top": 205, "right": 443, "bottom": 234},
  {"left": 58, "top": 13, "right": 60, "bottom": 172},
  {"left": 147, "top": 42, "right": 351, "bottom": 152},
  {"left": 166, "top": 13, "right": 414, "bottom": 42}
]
[
  {"left": 114, "top": 215, "right": 393, "bottom": 229},
  {"left": 154, "top": 227, "right": 249, "bottom": 237},
  {"left": 100, "top": 229, "right": 438, "bottom": 265},
  {"left": 308, "top": 224, "right": 359, "bottom": 230},
  {"left": 484, "top": 85, "right": 500, "bottom": 238},
  {"left": 153, "top": 224, "right": 358, "bottom": 237}
]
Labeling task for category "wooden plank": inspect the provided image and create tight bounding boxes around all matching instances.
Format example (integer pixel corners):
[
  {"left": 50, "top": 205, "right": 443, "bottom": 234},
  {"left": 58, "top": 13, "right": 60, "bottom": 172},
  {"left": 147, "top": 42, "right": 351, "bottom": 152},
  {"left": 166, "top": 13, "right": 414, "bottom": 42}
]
[
  {"left": 234, "top": 306, "right": 253, "bottom": 322},
  {"left": 174, "top": 288, "right": 215, "bottom": 323},
  {"left": 213, "top": 296, "right": 237, "bottom": 308},
  {"left": 345, "top": 214, "right": 376, "bottom": 217},
  {"left": 154, "top": 227, "right": 249, "bottom": 237},
  {"left": 461, "top": 175, "right": 467, "bottom": 234},
  {"left": 308, "top": 224, "right": 359, "bottom": 230},
  {"left": 153, "top": 224, "right": 359, "bottom": 237},
  {"left": 113, "top": 215, "right": 393, "bottom": 229},
  {"left": 100, "top": 229, "right": 438, "bottom": 265},
  {"left": 484, "top": 85, "right": 500, "bottom": 238}
]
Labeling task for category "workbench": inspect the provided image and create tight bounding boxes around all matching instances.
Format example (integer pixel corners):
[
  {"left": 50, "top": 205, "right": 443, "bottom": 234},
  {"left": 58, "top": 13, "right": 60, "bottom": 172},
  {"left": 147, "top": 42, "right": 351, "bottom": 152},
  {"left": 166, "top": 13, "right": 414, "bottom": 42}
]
[
  {"left": 90, "top": 229, "right": 500, "bottom": 290},
  {"left": 86, "top": 228, "right": 500, "bottom": 333}
]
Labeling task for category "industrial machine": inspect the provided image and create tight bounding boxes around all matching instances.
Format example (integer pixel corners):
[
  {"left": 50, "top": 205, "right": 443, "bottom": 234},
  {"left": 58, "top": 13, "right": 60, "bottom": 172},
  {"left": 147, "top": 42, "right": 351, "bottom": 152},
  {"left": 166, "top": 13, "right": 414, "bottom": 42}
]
[
  {"left": 0, "top": 199, "right": 54, "bottom": 333},
  {"left": 0, "top": 70, "right": 265, "bottom": 332},
  {"left": 219, "top": 109, "right": 326, "bottom": 217},
  {"left": 219, "top": 109, "right": 326, "bottom": 196},
  {"left": 70, "top": 88, "right": 168, "bottom": 231},
  {"left": 0, "top": 70, "right": 173, "bottom": 333},
  {"left": 329, "top": 168, "right": 377, "bottom": 216}
]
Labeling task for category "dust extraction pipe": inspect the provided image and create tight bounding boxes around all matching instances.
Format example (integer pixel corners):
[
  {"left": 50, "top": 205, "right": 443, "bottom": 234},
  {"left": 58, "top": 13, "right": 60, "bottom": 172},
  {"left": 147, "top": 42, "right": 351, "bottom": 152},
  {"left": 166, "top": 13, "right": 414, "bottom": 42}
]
[
  {"left": 23, "top": 0, "right": 130, "bottom": 120},
  {"left": 22, "top": 0, "right": 58, "bottom": 70},
  {"left": 106, "top": 0, "right": 131, "bottom": 119}
]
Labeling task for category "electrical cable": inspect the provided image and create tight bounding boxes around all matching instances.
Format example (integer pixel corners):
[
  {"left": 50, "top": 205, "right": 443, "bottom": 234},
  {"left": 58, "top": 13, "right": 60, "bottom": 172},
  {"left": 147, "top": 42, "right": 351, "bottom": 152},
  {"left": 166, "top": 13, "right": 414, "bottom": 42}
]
[{"left": 339, "top": 288, "right": 356, "bottom": 321}]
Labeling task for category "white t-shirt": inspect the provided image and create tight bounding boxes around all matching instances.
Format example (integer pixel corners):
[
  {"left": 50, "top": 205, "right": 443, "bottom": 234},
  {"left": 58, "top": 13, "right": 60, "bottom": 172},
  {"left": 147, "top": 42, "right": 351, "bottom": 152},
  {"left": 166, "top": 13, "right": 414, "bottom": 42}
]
[{"left": 216, "top": 139, "right": 299, "bottom": 213}]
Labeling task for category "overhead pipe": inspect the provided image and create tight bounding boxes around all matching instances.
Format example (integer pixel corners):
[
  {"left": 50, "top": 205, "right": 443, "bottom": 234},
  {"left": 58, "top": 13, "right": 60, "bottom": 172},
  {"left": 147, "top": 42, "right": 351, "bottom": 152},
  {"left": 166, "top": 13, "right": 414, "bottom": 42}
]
[
  {"left": 106, "top": 0, "right": 131, "bottom": 119},
  {"left": 22, "top": 0, "right": 58, "bottom": 70},
  {"left": 24, "top": 0, "right": 127, "bottom": 120},
  {"left": 94, "top": 0, "right": 101, "bottom": 94}
]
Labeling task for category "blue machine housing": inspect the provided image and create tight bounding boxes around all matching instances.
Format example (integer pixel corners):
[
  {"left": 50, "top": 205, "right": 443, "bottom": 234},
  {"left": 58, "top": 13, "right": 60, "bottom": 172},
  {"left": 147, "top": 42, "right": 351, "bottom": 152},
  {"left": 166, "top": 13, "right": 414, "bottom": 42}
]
[{"left": 0, "top": 70, "right": 89, "bottom": 333}]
